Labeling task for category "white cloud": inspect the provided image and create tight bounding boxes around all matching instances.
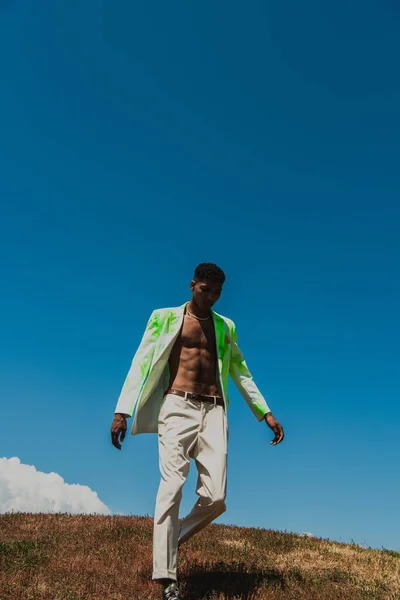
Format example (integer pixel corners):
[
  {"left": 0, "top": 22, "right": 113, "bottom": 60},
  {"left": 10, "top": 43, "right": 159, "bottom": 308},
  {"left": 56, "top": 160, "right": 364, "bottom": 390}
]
[
  {"left": 0, "top": 457, "right": 111, "bottom": 515},
  {"left": 300, "top": 532, "right": 314, "bottom": 537}
]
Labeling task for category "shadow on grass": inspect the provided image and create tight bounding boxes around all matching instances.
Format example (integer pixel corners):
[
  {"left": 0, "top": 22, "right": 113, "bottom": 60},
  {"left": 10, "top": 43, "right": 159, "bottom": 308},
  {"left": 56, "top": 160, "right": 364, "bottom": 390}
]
[{"left": 181, "top": 559, "right": 284, "bottom": 600}]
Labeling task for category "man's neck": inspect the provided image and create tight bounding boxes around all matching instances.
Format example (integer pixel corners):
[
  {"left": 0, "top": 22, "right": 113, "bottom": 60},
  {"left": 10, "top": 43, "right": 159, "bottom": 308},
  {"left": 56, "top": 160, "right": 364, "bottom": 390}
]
[{"left": 186, "top": 300, "right": 211, "bottom": 320}]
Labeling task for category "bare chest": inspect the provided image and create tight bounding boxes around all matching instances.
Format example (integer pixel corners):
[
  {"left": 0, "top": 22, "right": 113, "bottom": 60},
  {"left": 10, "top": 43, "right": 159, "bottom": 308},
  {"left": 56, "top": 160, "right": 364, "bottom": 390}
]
[{"left": 177, "top": 316, "right": 216, "bottom": 351}]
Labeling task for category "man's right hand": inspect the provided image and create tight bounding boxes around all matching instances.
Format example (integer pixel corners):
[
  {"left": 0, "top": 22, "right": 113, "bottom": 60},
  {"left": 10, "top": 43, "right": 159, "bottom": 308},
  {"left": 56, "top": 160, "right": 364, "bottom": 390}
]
[{"left": 110, "top": 413, "right": 128, "bottom": 450}]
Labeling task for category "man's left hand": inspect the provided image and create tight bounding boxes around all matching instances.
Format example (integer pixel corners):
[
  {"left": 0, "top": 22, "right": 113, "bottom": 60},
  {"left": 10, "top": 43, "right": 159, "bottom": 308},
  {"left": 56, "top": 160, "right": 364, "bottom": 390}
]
[{"left": 264, "top": 413, "right": 284, "bottom": 445}]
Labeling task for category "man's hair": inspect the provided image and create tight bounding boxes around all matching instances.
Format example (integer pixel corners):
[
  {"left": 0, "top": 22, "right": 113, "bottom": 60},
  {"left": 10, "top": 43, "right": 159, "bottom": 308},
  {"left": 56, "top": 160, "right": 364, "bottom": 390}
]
[{"left": 194, "top": 263, "right": 226, "bottom": 284}]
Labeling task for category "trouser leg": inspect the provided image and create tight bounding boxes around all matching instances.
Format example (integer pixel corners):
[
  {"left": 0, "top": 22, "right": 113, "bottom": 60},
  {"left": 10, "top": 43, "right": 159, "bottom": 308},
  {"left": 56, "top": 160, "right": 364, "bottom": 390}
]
[
  {"left": 152, "top": 393, "right": 199, "bottom": 581},
  {"left": 178, "top": 402, "right": 228, "bottom": 546}
]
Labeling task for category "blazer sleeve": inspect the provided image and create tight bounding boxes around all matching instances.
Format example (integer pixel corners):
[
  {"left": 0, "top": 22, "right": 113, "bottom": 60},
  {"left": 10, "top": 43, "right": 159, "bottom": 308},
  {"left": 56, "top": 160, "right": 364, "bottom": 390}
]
[
  {"left": 228, "top": 322, "right": 272, "bottom": 421},
  {"left": 114, "top": 310, "right": 160, "bottom": 417}
]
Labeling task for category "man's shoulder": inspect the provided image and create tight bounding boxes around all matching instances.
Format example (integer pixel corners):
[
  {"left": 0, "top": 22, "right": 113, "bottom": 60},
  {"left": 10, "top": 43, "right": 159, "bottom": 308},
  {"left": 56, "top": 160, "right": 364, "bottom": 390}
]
[
  {"left": 211, "top": 309, "right": 236, "bottom": 330},
  {"left": 152, "top": 304, "right": 235, "bottom": 329},
  {"left": 150, "top": 305, "right": 184, "bottom": 320},
  {"left": 152, "top": 305, "right": 182, "bottom": 315},
  {"left": 150, "top": 305, "right": 236, "bottom": 329}
]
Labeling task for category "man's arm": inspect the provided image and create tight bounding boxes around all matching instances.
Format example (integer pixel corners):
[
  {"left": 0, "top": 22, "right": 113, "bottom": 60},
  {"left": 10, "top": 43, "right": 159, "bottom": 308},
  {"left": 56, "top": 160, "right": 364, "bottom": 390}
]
[
  {"left": 113, "top": 309, "right": 160, "bottom": 418},
  {"left": 229, "top": 323, "right": 272, "bottom": 421},
  {"left": 228, "top": 322, "right": 284, "bottom": 444}
]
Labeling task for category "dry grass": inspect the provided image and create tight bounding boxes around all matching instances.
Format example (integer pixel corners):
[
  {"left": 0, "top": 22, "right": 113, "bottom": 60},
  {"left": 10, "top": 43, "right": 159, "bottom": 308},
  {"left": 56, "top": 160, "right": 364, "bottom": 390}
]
[{"left": 0, "top": 512, "right": 399, "bottom": 599}]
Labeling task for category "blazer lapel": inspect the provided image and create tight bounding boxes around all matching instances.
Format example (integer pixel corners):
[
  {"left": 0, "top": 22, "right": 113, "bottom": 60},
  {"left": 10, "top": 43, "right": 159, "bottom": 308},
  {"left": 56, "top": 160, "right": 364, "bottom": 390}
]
[
  {"left": 212, "top": 310, "right": 227, "bottom": 368},
  {"left": 151, "top": 302, "right": 188, "bottom": 367}
]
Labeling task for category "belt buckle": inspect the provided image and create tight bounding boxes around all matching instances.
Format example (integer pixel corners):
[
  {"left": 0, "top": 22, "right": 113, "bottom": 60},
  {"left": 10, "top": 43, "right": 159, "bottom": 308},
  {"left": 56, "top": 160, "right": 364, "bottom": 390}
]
[
  {"left": 205, "top": 394, "right": 217, "bottom": 405},
  {"left": 184, "top": 391, "right": 217, "bottom": 405},
  {"left": 189, "top": 391, "right": 202, "bottom": 404}
]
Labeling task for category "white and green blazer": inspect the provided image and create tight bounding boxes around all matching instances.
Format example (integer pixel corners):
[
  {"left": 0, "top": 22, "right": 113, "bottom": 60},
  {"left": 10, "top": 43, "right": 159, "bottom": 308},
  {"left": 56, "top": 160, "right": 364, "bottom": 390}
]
[{"left": 114, "top": 301, "right": 271, "bottom": 436}]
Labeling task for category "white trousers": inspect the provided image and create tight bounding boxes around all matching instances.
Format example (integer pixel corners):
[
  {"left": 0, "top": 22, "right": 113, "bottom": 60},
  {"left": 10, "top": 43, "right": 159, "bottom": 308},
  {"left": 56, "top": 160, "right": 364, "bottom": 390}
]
[{"left": 152, "top": 392, "right": 228, "bottom": 581}]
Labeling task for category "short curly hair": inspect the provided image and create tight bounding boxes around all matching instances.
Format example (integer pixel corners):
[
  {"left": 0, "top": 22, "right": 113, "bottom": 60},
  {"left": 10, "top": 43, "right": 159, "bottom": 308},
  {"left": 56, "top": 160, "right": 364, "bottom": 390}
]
[{"left": 194, "top": 263, "right": 226, "bottom": 284}]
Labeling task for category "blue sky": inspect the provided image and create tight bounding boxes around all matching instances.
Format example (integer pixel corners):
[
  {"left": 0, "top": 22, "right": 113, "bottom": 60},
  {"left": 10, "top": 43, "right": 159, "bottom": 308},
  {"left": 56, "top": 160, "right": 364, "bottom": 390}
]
[{"left": 1, "top": 0, "right": 399, "bottom": 551}]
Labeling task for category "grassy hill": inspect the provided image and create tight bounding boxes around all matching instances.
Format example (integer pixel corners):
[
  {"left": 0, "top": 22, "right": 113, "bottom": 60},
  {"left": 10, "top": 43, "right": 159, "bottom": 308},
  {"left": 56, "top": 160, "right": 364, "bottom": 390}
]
[{"left": 0, "top": 513, "right": 399, "bottom": 599}]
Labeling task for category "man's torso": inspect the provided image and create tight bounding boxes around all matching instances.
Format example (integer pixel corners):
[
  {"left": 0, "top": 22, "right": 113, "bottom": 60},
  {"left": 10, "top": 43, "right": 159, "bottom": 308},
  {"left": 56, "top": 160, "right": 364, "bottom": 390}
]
[{"left": 166, "top": 307, "right": 222, "bottom": 397}]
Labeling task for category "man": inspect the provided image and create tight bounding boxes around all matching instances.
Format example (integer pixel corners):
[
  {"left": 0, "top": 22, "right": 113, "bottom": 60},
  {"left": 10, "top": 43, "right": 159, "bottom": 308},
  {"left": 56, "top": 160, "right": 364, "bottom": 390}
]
[{"left": 110, "top": 263, "right": 284, "bottom": 600}]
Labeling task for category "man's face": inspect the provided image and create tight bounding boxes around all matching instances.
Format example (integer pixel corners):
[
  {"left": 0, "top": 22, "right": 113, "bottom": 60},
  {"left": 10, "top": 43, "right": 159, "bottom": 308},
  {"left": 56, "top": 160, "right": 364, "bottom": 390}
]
[{"left": 190, "top": 279, "right": 222, "bottom": 310}]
